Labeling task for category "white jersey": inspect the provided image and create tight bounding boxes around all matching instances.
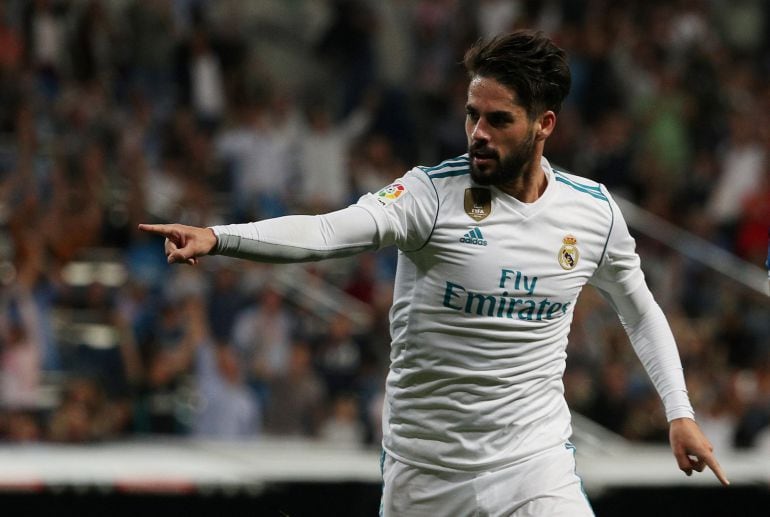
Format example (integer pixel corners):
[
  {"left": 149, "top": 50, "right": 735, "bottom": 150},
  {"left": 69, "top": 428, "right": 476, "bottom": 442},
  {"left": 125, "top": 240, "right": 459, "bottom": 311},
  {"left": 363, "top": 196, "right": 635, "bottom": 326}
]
[
  {"left": 211, "top": 152, "right": 692, "bottom": 473},
  {"left": 355, "top": 154, "right": 645, "bottom": 472}
]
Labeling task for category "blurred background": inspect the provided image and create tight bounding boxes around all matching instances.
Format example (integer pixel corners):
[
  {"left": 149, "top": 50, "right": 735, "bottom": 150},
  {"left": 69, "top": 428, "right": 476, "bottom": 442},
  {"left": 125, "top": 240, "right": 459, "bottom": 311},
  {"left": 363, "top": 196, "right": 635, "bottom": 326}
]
[{"left": 0, "top": 0, "right": 769, "bottom": 515}]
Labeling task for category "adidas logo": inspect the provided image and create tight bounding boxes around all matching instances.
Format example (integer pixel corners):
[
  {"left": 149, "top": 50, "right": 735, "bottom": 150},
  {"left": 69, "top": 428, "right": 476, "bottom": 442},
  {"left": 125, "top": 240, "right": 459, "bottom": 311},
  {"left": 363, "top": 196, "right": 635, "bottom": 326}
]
[{"left": 460, "top": 227, "right": 488, "bottom": 246}]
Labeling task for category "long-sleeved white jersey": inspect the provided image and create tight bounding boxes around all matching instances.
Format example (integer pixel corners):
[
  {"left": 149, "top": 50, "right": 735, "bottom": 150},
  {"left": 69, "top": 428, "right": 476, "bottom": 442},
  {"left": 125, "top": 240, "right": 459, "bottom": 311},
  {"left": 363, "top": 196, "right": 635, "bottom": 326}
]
[{"left": 211, "top": 154, "right": 694, "bottom": 472}]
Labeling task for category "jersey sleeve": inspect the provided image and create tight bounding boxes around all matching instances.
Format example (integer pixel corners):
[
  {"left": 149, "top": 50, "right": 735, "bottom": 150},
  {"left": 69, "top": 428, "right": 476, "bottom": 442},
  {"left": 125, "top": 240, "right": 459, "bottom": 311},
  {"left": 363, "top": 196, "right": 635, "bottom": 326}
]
[
  {"left": 588, "top": 192, "right": 645, "bottom": 296},
  {"left": 354, "top": 168, "right": 439, "bottom": 252},
  {"left": 210, "top": 205, "right": 379, "bottom": 263},
  {"left": 209, "top": 167, "right": 437, "bottom": 261}
]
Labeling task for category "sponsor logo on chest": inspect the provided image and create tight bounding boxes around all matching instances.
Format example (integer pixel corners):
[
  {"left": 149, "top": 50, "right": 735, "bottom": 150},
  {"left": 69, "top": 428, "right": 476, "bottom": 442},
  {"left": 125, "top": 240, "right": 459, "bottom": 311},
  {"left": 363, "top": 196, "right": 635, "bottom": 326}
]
[{"left": 459, "top": 227, "right": 488, "bottom": 246}]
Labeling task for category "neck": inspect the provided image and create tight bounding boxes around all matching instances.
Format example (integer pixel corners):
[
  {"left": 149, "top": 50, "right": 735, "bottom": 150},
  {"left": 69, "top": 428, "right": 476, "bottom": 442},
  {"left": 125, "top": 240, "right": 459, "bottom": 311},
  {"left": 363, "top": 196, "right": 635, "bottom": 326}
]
[{"left": 497, "top": 154, "right": 547, "bottom": 202}]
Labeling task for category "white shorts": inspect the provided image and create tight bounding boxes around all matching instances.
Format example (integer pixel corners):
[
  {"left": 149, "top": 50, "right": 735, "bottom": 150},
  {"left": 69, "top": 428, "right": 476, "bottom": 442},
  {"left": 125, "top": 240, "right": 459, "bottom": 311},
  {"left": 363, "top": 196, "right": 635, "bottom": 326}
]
[{"left": 380, "top": 443, "right": 594, "bottom": 517}]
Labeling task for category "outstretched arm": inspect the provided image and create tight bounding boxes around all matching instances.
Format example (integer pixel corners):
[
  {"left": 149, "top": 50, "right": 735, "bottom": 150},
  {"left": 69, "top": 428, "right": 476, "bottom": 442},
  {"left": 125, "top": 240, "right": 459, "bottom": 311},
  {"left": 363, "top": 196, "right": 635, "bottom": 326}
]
[{"left": 138, "top": 204, "right": 381, "bottom": 265}]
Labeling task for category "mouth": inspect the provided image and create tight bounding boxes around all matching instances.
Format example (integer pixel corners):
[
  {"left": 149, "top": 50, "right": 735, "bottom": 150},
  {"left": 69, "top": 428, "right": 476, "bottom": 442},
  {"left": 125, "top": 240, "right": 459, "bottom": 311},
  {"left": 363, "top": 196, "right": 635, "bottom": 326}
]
[{"left": 470, "top": 148, "right": 498, "bottom": 167}]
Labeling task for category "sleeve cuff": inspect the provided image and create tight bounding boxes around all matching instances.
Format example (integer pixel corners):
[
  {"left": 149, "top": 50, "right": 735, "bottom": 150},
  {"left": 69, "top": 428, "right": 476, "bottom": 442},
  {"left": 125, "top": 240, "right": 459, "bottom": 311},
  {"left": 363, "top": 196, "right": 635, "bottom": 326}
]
[
  {"left": 663, "top": 389, "right": 695, "bottom": 422},
  {"left": 208, "top": 226, "right": 225, "bottom": 255}
]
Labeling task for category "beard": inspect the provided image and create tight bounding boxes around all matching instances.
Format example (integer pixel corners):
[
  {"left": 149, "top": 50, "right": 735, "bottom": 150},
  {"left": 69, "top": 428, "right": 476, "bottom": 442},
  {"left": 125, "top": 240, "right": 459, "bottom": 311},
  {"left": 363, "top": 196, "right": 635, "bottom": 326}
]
[{"left": 469, "top": 129, "right": 537, "bottom": 187}]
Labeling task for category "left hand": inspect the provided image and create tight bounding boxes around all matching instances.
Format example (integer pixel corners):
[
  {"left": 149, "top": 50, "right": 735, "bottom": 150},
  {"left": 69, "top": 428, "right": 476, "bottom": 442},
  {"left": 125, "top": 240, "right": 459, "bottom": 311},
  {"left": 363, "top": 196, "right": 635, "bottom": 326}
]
[{"left": 669, "top": 417, "right": 729, "bottom": 486}]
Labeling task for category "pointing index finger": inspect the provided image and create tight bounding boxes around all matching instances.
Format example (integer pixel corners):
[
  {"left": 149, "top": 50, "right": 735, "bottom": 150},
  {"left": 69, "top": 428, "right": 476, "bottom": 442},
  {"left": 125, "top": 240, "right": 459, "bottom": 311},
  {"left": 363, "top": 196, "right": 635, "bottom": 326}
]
[
  {"left": 705, "top": 454, "right": 730, "bottom": 486},
  {"left": 138, "top": 223, "right": 173, "bottom": 237},
  {"left": 700, "top": 454, "right": 730, "bottom": 486}
]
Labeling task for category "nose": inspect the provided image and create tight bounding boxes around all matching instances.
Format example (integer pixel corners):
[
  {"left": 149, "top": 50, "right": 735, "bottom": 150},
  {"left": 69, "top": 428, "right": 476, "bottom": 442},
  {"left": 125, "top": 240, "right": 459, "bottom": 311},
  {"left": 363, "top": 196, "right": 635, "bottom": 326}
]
[{"left": 471, "top": 119, "right": 490, "bottom": 144}]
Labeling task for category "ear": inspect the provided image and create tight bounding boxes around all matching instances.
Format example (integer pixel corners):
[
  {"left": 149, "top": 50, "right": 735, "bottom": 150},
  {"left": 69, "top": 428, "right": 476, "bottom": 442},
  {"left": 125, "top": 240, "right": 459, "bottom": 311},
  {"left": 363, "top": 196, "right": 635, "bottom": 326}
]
[{"left": 535, "top": 111, "right": 556, "bottom": 141}]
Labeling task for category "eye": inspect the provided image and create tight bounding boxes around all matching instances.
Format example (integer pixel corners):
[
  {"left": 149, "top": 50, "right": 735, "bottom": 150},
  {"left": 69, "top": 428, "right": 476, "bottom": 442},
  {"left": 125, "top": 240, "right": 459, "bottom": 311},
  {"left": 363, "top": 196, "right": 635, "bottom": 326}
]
[
  {"left": 465, "top": 107, "right": 479, "bottom": 122},
  {"left": 488, "top": 113, "right": 513, "bottom": 128}
]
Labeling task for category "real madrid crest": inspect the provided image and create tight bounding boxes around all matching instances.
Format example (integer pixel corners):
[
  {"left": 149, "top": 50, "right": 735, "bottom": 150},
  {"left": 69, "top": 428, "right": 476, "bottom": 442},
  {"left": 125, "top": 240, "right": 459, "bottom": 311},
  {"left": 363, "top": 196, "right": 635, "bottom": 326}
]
[{"left": 558, "top": 235, "right": 579, "bottom": 270}]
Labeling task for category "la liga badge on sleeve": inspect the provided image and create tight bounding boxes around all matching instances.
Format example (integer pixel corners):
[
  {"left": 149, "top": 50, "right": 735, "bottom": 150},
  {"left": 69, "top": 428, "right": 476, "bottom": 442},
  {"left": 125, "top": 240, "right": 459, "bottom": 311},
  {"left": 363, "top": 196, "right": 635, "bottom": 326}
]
[{"left": 376, "top": 182, "right": 406, "bottom": 205}]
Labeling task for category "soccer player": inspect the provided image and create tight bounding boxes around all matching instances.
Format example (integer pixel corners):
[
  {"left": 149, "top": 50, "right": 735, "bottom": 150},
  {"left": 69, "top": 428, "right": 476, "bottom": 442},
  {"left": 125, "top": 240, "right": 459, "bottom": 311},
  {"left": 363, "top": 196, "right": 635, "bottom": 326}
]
[{"left": 140, "top": 30, "right": 728, "bottom": 515}]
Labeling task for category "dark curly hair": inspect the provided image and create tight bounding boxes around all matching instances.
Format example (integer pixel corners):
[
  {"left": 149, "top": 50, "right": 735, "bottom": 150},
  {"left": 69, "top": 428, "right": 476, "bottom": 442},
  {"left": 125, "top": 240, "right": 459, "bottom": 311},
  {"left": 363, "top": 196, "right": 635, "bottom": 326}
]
[{"left": 463, "top": 30, "right": 571, "bottom": 119}]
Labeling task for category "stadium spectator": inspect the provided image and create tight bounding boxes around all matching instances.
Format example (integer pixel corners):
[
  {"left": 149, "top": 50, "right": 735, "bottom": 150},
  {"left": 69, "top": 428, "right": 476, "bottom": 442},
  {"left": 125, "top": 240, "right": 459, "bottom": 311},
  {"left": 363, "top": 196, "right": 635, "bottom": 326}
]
[
  {"left": 295, "top": 92, "right": 376, "bottom": 212},
  {"left": 313, "top": 313, "right": 363, "bottom": 399},
  {"left": 706, "top": 107, "right": 767, "bottom": 248},
  {"left": 132, "top": 297, "right": 200, "bottom": 435},
  {"left": 214, "top": 89, "right": 295, "bottom": 220},
  {"left": 319, "top": 392, "right": 366, "bottom": 446},
  {"left": 191, "top": 309, "right": 261, "bottom": 440},
  {"left": 47, "top": 375, "right": 130, "bottom": 442},
  {"left": 263, "top": 341, "right": 326, "bottom": 437},
  {"left": 231, "top": 282, "right": 296, "bottom": 409},
  {"left": 0, "top": 284, "right": 43, "bottom": 410}
]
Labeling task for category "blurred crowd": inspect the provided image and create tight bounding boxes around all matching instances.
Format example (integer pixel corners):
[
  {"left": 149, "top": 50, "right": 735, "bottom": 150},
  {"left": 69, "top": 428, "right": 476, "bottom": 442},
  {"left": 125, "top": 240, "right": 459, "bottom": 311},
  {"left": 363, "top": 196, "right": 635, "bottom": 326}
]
[{"left": 0, "top": 0, "right": 769, "bottom": 454}]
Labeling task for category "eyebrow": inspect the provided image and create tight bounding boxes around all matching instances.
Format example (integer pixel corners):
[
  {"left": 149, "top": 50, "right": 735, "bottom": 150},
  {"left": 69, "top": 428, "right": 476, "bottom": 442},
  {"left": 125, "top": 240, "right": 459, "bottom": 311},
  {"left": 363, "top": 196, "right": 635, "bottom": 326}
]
[
  {"left": 466, "top": 101, "right": 514, "bottom": 112},
  {"left": 466, "top": 105, "right": 515, "bottom": 119},
  {"left": 488, "top": 111, "right": 514, "bottom": 120}
]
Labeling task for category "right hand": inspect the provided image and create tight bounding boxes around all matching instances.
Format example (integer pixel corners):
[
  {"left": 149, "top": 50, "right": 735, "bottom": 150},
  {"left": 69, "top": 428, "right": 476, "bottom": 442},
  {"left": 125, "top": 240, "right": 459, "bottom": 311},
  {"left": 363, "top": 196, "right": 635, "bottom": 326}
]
[{"left": 138, "top": 223, "right": 218, "bottom": 265}]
